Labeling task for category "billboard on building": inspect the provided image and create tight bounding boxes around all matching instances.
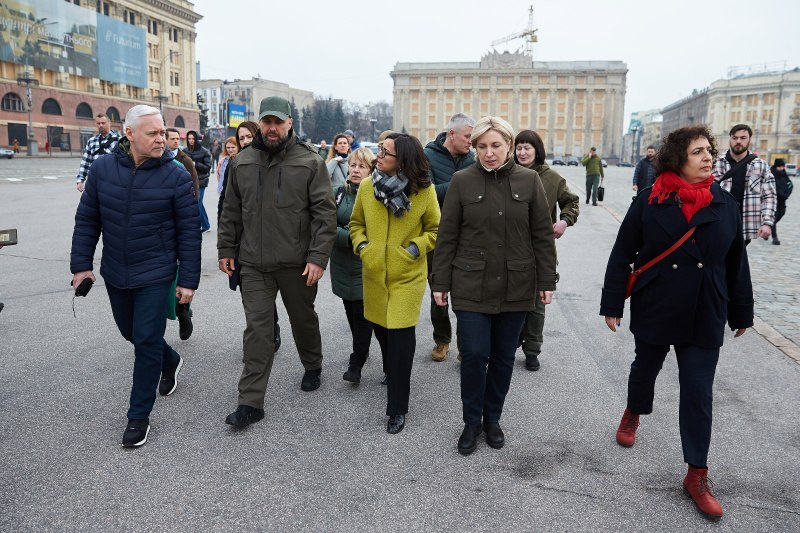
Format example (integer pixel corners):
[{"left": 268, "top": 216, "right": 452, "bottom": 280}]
[
  {"left": 0, "top": 0, "right": 146, "bottom": 87},
  {"left": 228, "top": 104, "right": 246, "bottom": 128}
]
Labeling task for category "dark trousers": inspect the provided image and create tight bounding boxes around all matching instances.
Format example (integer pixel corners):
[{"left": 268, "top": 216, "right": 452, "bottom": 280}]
[
  {"left": 427, "top": 250, "right": 452, "bottom": 345},
  {"left": 519, "top": 296, "right": 546, "bottom": 356},
  {"left": 198, "top": 187, "right": 210, "bottom": 231},
  {"left": 342, "top": 299, "right": 374, "bottom": 368},
  {"left": 372, "top": 324, "right": 415, "bottom": 416},
  {"left": 585, "top": 175, "right": 600, "bottom": 203},
  {"left": 238, "top": 266, "right": 323, "bottom": 409},
  {"left": 106, "top": 281, "right": 179, "bottom": 420},
  {"left": 627, "top": 338, "right": 720, "bottom": 467},
  {"left": 456, "top": 310, "right": 527, "bottom": 426},
  {"left": 774, "top": 197, "right": 786, "bottom": 240}
]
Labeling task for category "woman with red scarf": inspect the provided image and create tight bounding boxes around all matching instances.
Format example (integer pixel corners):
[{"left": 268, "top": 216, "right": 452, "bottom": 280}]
[{"left": 600, "top": 125, "right": 753, "bottom": 520}]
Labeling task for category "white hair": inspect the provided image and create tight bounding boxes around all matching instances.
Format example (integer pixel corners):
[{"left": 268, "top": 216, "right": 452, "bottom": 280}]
[
  {"left": 448, "top": 113, "right": 476, "bottom": 132},
  {"left": 124, "top": 105, "right": 163, "bottom": 131}
]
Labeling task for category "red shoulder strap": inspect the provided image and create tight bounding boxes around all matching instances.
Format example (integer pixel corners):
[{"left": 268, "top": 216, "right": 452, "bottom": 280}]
[{"left": 632, "top": 226, "right": 696, "bottom": 276}]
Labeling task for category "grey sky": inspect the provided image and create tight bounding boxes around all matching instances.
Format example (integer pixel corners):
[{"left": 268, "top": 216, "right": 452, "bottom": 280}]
[{"left": 194, "top": 0, "right": 800, "bottom": 128}]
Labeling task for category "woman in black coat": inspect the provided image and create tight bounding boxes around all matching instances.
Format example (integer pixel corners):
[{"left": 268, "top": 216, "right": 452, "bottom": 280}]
[{"left": 600, "top": 125, "right": 753, "bottom": 520}]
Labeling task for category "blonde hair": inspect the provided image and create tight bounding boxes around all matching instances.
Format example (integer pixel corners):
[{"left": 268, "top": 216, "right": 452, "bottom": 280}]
[
  {"left": 345, "top": 147, "right": 376, "bottom": 193},
  {"left": 378, "top": 129, "right": 396, "bottom": 142},
  {"left": 470, "top": 116, "right": 515, "bottom": 155}
]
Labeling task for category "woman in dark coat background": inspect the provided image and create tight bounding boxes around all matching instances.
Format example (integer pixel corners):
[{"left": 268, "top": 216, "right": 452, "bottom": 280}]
[
  {"left": 600, "top": 125, "right": 753, "bottom": 520},
  {"left": 184, "top": 130, "right": 213, "bottom": 232}
]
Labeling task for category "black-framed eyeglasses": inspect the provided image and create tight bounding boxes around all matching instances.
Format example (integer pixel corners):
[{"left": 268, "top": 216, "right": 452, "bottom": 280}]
[{"left": 377, "top": 145, "right": 396, "bottom": 158}]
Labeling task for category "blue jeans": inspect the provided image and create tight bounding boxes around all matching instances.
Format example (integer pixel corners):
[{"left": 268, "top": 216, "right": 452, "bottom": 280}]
[
  {"left": 455, "top": 310, "right": 527, "bottom": 425},
  {"left": 198, "top": 187, "right": 210, "bottom": 231},
  {"left": 106, "top": 282, "right": 180, "bottom": 420}
]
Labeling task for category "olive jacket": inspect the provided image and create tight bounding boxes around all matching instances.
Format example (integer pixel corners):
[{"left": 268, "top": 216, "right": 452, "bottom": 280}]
[
  {"left": 431, "top": 159, "right": 558, "bottom": 313},
  {"left": 330, "top": 183, "right": 363, "bottom": 301},
  {"left": 531, "top": 162, "right": 580, "bottom": 226},
  {"left": 349, "top": 175, "right": 440, "bottom": 329},
  {"left": 217, "top": 132, "right": 336, "bottom": 271}
]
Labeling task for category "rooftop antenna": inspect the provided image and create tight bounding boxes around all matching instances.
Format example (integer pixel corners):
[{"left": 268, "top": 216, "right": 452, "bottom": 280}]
[{"left": 490, "top": 5, "right": 538, "bottom": 55}]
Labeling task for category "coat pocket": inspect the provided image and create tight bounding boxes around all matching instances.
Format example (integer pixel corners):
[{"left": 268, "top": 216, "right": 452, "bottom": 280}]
[
  {"left": 505, "top": 258, "right": 535, "bottom": 302},
  {"left": 451, "top": 256, "right": 485, "bottom": 302}
]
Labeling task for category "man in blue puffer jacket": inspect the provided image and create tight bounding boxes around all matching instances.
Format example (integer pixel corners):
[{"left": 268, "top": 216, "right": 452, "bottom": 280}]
[{"left": 70, "top": 105, "right": 201, "bottom": 449}]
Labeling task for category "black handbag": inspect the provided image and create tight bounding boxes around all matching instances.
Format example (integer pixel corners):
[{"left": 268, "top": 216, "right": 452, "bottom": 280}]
[{"left": 597, "top": 185, "right": 605, "bottom": 202}]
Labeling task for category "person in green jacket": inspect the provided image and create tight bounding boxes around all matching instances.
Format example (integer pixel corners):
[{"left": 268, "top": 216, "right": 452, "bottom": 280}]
[
  {"left": 330, "top": 147, "right": 379, "bottom": 384},
  {"left": 350, "top": 134, "right": 440, "bottom": 435},
  {"left": 514, "top": 129, "right": 580, "bottom": 371},
  {"left": 581, "top": 147, "right": 604, "bottom": 206},
  {"left": 431, "top": 117, "right": 557, "bottom": 455}
]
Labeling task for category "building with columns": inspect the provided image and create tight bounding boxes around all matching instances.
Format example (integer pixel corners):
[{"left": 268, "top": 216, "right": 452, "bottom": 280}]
[
  {"left": 391, "top": 51, "right": 627, "bottom": 159},
  {"left": 662, "top": 65, "right": 800, "bottom": 165},
  {"left": 0, "top": 0, "right": 201, "bottom": 153}
]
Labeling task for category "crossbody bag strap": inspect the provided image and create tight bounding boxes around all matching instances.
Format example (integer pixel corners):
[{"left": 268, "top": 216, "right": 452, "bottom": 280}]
[{"left": 632, "top": 226, "right": 696, "bottom": 277}]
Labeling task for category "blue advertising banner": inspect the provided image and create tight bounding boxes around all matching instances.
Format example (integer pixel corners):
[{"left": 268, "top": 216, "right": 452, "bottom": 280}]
[
  {"left": 97, "top": 14, "right": 146, "bottom": 87},
  {"left": 228, "top": 104, "right": 246, "bottom": 128},
  {"left": 0, "top": 0, "right": 146, "bottom": 87}
]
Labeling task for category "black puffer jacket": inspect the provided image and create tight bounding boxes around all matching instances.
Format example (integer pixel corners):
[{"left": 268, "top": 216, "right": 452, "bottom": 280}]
[{"left": 183, "top": 130, "right": 212, "bottom": 187}]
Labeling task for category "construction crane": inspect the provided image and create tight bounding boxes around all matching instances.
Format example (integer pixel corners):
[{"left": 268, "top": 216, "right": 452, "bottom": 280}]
[{"left": 491, "top": 5, "right": 538, "bottom": 55}]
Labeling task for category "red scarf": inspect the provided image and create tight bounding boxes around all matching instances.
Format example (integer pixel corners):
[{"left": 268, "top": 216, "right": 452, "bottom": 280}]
[{"left": 648, "top": 171, "right": 713, "bottom": 222}]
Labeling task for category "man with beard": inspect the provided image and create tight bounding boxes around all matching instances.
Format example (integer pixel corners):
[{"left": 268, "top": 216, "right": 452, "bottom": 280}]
[
  {"left": 217, "top": 97, "right": 336, "bottom": 428},
  {"left": 713, "top": 124, "right": 776, "bottom": 245},
  {"left": 75, "top": 113, "right": 120, "bottom": 192},
  {"left": 632, "top": 145, "right": 657, "bottom": 193}
]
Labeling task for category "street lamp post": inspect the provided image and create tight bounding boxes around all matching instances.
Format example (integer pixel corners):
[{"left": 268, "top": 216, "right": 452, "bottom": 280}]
[
  {"left": 17, "top": 66, "right": 40, "bottom": 156},
  {"left": 370, "top": 118, "right": 377, "bottom": 142},
  {"left": 630, "top": 126, "right": 639, "bottom": 164}
]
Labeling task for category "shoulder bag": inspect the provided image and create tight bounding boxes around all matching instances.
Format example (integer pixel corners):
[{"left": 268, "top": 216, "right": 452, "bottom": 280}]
[{"left": 625, "top": 226, "right": 696, "bottom": 299}]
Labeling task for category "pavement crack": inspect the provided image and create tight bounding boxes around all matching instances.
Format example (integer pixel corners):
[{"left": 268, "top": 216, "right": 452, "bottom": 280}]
[
  {"left": 1, "top": 252, "right": 69, "bottom": 263},
  {"left": 735, "top": 502, "right": 800, "bottom": 516},
  {"left": 530, "top": 482, "right": 602, "bottom": 501}
]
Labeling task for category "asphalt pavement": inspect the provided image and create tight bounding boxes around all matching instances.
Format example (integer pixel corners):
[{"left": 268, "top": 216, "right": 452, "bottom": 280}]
[{"left": 1, "top": 158, "right": 798, "bottom": 532}]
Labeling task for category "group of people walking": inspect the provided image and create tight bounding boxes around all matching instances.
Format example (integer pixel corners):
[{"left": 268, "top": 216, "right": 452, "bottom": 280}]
[{"left": 71, "top": 93, "right": 785, "bottom": 520}]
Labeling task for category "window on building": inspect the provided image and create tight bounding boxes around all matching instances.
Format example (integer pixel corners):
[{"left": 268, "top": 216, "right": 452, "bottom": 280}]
[
  {"left": 1, "top": 92, "right": 24, "bottom": 112},
  {"left": 175, "top": 116, "right": 185, "bottom": 128},
  {"left": 42, "top": 98, "right": 62, "bottom": 115},
  {"left": 762, "top": 109, "right": 773, "bottom": 122},
  {"left": 763, "top": 93, "right": 775, "bottom": 105},
  {"left": 106, "top": 107, "right": 120, "bottom": 122},
  {"left": 76, "top": 103, "right": 93, "bottom": 118},
  {"left": 731, "top": 95, "right": 742, "bottom": 107},
  {"left": 746, "top": 94, "right": 758, "bottom": 106},
  {"left": 595, "top": 76, "right": 606, "bottom": 84},
  {"left": 746, "top": 110, "right": 756, "bottom": 122},
  {"left": 759, "top": 140, "right": 767, "bottom": 151}
]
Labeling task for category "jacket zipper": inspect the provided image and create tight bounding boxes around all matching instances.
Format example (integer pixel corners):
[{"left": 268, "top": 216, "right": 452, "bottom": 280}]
[
  {"left": 124, "top": 165, "right": 136, "bottom": 287},
  {"left": 275, "top": 168, "right": 282, "bottom": 205}
]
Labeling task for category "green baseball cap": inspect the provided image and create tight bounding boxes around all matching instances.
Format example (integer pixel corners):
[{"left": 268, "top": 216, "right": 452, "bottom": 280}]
[{"left": 258, "top": 96, "right": 291, "bottom": 121}]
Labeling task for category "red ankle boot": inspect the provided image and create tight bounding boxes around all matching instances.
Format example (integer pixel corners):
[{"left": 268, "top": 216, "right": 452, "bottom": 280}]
[
  {"left": 683, "top": 466, "right": 723, "bottom": 519},
  {"left": 615, "top": 408, "right": 639, "bottom": 447}
]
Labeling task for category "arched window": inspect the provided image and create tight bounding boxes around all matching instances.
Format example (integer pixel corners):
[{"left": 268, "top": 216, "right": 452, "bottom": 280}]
[
  {"left": 174, "top": 115, "right": 185, "bottom": 128},
  {"left": 1, "top": 92, "right": 25, "bottom": 112},
  {"left": 76, "top": 102, "right": 93, "bottom": 119},
  {"left": 42, "top": 98, "right": 62, "bottom": 115},
  {"left": 106, "top": 106, "right": 121, "bottom": 123}
]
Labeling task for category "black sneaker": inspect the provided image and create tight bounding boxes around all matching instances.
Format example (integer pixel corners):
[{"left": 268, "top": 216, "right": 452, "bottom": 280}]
[
  {"left": 122, "top": 418, "right": 150, "bottom": 448},
  {"left": 176, "top": 304, "right": 193, "bottom": 340},
  {"left": 225, "top": 405, "right": 265, "bottom": 428},
  {"left": 159, "top": 355, "right": 183, "bottom": 396},
  {"left": 342, "top": 365, "right": 362, "bottom": 384},
  {"left": 525, "top": 354, "right": 541, "bottom": 371},
  {"left": 274, "top": 323, "right": 281, "bottom": 352},
  {"left": 381, "top": 374, "right": 388, "bottom": 386},
  {"left": 301, "top": 368, "right": 321, "bottom": 391}
]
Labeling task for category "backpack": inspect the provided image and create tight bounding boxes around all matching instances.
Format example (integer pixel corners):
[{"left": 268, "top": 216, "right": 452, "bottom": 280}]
[{"left": 775, "top": 174, "right": 793, "bottom": 200}]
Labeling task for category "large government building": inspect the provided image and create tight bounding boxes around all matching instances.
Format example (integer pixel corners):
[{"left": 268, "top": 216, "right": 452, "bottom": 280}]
[
  {"left": 391, "top": 51, "right": 627, "bottom": 160},
  {"left": 0, "top": 0, "right": 201, "bottom": 154},
  {"left": 661, "top": 65, "right": 800, "bottom": 165}
]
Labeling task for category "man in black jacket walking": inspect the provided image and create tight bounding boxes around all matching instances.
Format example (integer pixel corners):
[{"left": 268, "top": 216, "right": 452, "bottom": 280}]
[{"left": 632, "top": 145, "right": 657, "bottom": 193}]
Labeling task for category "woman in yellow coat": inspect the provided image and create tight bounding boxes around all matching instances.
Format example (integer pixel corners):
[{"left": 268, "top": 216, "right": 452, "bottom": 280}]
[{"left": 349, "top": 133, "right": 440, "bottom": 434}]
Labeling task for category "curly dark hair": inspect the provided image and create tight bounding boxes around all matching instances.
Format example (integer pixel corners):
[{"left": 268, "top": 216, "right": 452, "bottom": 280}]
[
  {"left": 386, "top": 133, "right": 431, "bottom": 195},
  {"left": 654, "top": 125, "right": 718, "bottom": 175}
]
